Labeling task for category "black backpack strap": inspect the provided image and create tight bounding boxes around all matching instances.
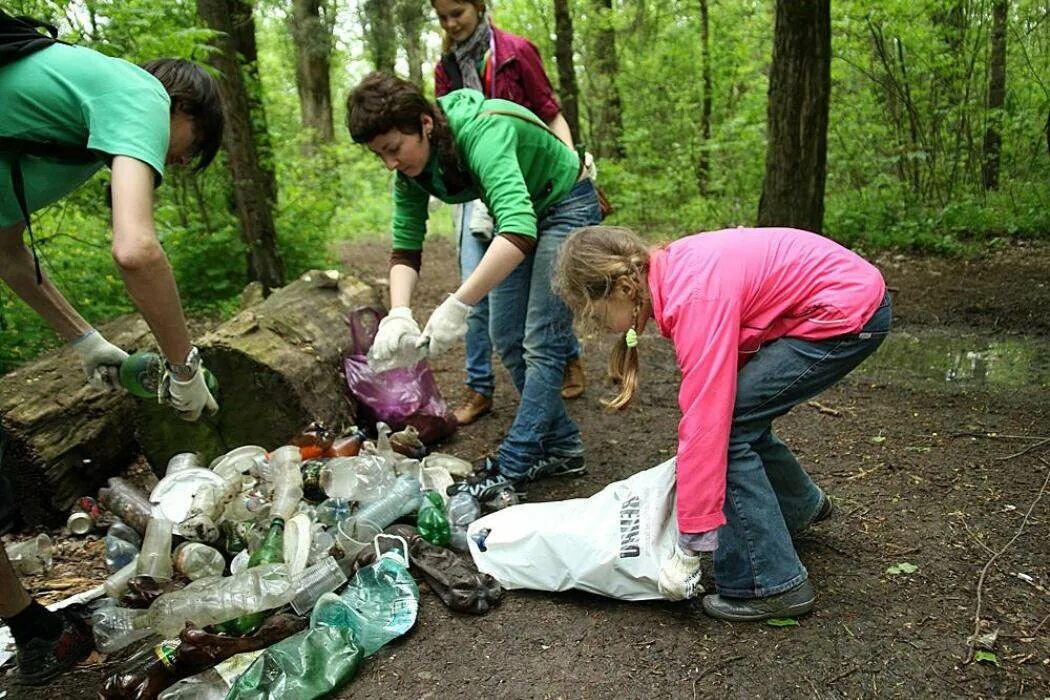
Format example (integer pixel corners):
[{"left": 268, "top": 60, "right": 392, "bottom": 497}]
[
  {"left": 9, "top": 155, "right": 42, "bottom": 284},
  {"left": 0, "top": 11, "right": 61, "bottom": 63},
  {"left": 441, "top": 52, "right": 464, "bottom": 91}
]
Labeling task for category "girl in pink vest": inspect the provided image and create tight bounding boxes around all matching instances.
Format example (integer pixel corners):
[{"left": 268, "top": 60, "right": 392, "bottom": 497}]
[{"left": 554, "top": 225, "right": 891, "bottom": 620}]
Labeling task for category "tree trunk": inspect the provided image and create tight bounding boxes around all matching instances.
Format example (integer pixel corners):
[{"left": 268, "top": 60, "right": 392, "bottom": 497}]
[
  {"left": 0, "top": 271, "right": 381, "bottom": 524},
  {"left": 696, "top": 0, "right": 713, "bottom": 194},
  {"left": 757, "top": 0, "right": 831, "bottom": 233},
  {"left": 197, "top": 0, "right": 285, "bottom": 291},
  {"left": 589, "top": 0, "right": 626, "bottom": 159},
  {"left": 290, "top": 0, "right": 335, "bottom": 154},
  {"left": 0, "top": 316, "right": 151, "bottom": 525},
  {"left": 135, "top": 269, "right": 379, "bottom": 472},
  {"left": 981, "top": 0, "right": 1007, "bottom": 190},
  {"left": 362, "top": 0, "right": 397, "bottom": 74},
  {"left": 397, "top": 0, "right": 426, "bottom": 87},
  {"left": 553, "top": 0, "right": 581, "bottom": 144}
]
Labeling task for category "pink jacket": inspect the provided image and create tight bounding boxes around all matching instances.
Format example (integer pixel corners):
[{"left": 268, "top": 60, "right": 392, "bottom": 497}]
[
  {"left": 647, "top": 228, "right": 886, "bottom": 534},
  {"left": 435, "top": 24, "right": 561, "bottom": 123}
]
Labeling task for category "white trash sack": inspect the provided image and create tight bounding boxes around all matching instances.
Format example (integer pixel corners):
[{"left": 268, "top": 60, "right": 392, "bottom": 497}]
[{"left": 466, "top": 459, "right": 678, "bottom": 601}]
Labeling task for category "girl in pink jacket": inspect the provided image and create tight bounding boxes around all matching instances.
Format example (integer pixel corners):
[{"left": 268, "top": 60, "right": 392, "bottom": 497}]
[{"left": 554, "top": 225, "right": 891, "bottom": 621}]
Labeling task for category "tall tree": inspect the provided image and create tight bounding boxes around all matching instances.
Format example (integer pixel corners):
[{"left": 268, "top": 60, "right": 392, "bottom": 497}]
[
  {"left": 757, "top": 0, "right": 831, "bottom": 233},
  {"left": 290, "top": 0, "right": 335, "bottom": 153},
  {"left": 397, "top": 0, "right": 427, "bottom": 87},
  {"left": 197, "top": 0, "right": 285, "bottom": 290},
  {"left": 589, "top": 0, "right": 626, "bottom": 159},
  {"left": 553, "top": 0, "right": 581, "bottom": 144},
  {"left": 696, "top": 0, "right": 713, "bottom": 194},
  {"left": 362, "top": 0, "right": 397, "bottom": 73},
  {"left": 981, "top": 0, "right": 1008, "bottom": 190}
]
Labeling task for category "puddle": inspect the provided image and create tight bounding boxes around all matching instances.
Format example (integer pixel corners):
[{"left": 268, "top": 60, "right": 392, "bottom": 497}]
[{"left": 859, "top": 330, "right": 1050, "bottom": 389}]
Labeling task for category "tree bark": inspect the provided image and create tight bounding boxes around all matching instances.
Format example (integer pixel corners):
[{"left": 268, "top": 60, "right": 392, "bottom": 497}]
[
  {"left": 0, "top": 316, "right": 151, "bottom": 525},
  {"left": 197, "top": 0, "right": 285, "bottom": 291},
  {"left": 290, "top": 0, "right": 335, "bottom": 154},
  {"left": 981, "top": 0, "right": 1007, "bottom": 190},
  {"left": 757, "top": 0, "right": 831, "bottom": 233},
  {"left": 696, "top": 0, "right": 713, "bottom": 194},
  {"left": 362, "top": 0, "right": 397, "bottom": 73},
  {"left": 397, "top": 0, "right": 427, "bottom": 87},
  {"left": 0, "top": 271, "right": 381, "bottom": 524},
  {"left": 589, "top": 0, "right": 626, "bottom": 159},
  {"left": 553, "top": 0, "right": 581, "bottom": 144}
]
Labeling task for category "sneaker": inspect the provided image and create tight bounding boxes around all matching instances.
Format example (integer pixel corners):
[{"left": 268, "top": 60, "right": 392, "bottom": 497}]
[
  {"left": 453, "top": 388, "right": 493, "bottom": 426},
  {"left": 561, "top": 357, "right": 586, "bottom": 400},
  {"left": 812, "top": 493, "right": 834, "bottom": 524},
  {"left": 525, "top": 453, "right": 587, "bottom": 481},
  {"left": 15, "top": 608, "right": 94, "bottom": 685},
  {"left": 446, "top": 457, "right": 518, "bottom": 501},
  {"left": 701, "top": 580, "right": 816, "bottom": 622}
]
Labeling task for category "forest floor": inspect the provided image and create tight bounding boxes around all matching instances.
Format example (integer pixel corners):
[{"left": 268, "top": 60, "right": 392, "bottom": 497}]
[{"left": 2, "top": 235, "right": 1049, "bottom": 698}]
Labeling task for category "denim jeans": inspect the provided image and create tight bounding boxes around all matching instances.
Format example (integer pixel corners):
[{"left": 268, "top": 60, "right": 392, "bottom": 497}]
[
  {"left": 487, "top": 179, "right": 601, "bottom": 476},
  {"left": 713, "top": 293, "right": 892, "bottom": 598},
  {"left": 457, "top": 200, "right": 581, "bottom": 399}
]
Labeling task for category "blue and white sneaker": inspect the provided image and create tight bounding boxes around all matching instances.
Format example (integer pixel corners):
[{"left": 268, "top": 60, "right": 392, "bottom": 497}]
[{"left": 446, "top": 456, "right": 519, "bottom": 501}]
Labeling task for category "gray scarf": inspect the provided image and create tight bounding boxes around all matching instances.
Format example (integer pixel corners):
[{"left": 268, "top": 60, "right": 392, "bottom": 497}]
[{"left": 453, "top": 15, "right": 492, "bottom": 92}]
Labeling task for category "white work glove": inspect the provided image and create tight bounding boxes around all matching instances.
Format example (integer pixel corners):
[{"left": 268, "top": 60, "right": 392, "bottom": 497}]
[
  {"left": 421, "top": 294, "right": 472, "bottom": 358},
  {"left": 160, "top": 352, "right": 219, "bottom": 422},
  {"left": 71, "top": 329, "right": 129, "bottom": 391},
  {"left": 657, "top": 544, "right": 704, "bottom": 601},
  {"left": 368, "top": 307, "right": 424, "bottom": 371}
]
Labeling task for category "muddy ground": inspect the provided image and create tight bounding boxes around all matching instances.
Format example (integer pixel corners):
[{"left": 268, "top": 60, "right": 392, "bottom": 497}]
[{"left": 2, "top": 235, "right": 1048, "bottom": 698}]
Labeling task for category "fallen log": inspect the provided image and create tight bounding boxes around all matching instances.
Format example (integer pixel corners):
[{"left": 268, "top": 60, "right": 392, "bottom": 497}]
[{"left": 134, "top": 269, "right": 379, "bottom": 474}]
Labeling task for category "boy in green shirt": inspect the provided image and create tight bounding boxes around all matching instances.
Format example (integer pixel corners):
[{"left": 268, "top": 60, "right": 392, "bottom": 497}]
[{"left": 0, "top": 41, "right": 223, "bottom": 684}]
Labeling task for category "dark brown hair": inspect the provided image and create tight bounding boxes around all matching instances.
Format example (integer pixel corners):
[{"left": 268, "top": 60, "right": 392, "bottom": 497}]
[
  {"left": 347, "top": 71, "right": 470, "bottom": 193},
  {"left": 141, "top": 59, "right": 224, "bottom": 171}
]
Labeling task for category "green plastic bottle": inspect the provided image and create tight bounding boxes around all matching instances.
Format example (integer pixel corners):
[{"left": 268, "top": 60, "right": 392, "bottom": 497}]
[
  {"left": 416, "top": 490, "right": 451, "bottom": 547},
  {"left": 213, "top": 517, "right": 285, "bottom": 635},
  {"left": 119, "top": 350, "right": 219, "bottom": 399}
]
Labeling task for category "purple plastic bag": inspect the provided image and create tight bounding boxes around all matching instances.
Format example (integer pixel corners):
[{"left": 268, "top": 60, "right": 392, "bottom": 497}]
[{"left": 343, "top": 306, "right": 457, "bottom": 445}]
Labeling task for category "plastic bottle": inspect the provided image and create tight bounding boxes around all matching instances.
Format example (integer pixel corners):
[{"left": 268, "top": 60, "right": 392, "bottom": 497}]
[
  {"left": 104, "top": 557, "right": 139, "bottom": 599},
  {"left": 353, "top": 474, "right": 423, "bottom": 530},
  {"left": 173, "top": 542, "right": 226, "bottom": 580},
  {"left": 119, "top": 350, "right": 219, "bottom": 399},
  {"left": 157, "top": 651, "right": 265, "bottom": 700},
  {"left": 108, "top": 520, "right": 143, "bottom": 548},
  {"left": 104, "top": 532, "right": 140, "bottom": 572},
  {"left": 319, "top": 454, "right": 392, "bottom": 502},
  {"left": 326, "top": 429, "right": 364, "bottom": 458},
  {"left": 299, "top": 458, "right": 329, "bottom": 502},
  {"left": 212, "top": 517, "right": 285, "bottom": 635},
  {"left": 447, "top": 492, "right": 482, "bottom": 551},
  {"left": 4, "top": 533, "right": 52, "bottom": 575},
  {"left": 310, "top": 534, "right": 419, "bottom": 656},
  {"left": 314, "top": 498, "right": 352, "bottom": 528},
  {"left": 98, "top": 477, "right": 152, "bottom": 535},
  {"left": 91, "top": 603, "right": 152, "bottom": 653},
  {"left": 416, "top": 490, "right": 451, "bottom": 546},
  {"left": 136, "top": 517, "right": 174, "bottom": 580}
]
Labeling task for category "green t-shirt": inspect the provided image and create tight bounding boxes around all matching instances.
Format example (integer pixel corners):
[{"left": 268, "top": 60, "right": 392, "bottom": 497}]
[
  {"left": 390, "top": 90, "right": 580, "bottom": 251},
  {"left": 0, "top": 43, "right": 171, "bottom": 226}
]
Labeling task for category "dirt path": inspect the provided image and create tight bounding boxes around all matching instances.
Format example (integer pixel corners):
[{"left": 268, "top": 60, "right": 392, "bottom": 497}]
[{"left": 4, "top": 236, "right": 1048, "bottom": 698}]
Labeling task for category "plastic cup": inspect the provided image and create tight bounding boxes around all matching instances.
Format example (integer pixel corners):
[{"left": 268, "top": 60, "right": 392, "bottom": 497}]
[
  {"left": 290, "top": 556, "right": 348, "bottom": 616},
  {"left": 336, "top": 516, "right": 382, "bottom": 559},
  {"left": 166, "top": 452, "right": 204, "bottom": 475}
]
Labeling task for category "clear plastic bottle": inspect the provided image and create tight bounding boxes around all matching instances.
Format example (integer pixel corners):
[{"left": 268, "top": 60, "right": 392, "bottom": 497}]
[
  {"left": 136, "top": 517, "right": 174, "bottom": 580},
  {"left": 353, "top": 474, "right": 423, "bottom": 530},
  {"left": 104, "top": 532, "right": 140, "bottom": 572},
  {"left": 4, "top": 533, "right": 52, "bottom": 575},
  {"left": 314, "top": 498, "right": 352, "bottom": 528},
  {"left": 319, "top": 455, "right": 392, "bottom": 502},
  {"left": 98, "top": 477, "right": 152, "bottom": 535},
  {"left": 310, "top": 535, "right": 419, "bottom": 657},
  {"left": 173, "top": 542, "right": 226, "bottom": 580},
  {"left": 447, "top": 492, "right": 482, "bottom": 551},
  {"left": 104, "top": 557, "right": 140, "bottom": 599},
  {"left": 91, "top": 603, "right": 152, "bottom": 653}
]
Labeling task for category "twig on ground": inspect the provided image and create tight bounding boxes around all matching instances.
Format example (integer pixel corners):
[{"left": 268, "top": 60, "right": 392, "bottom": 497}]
[
  {"left": 996, "top": 437, "right": 1050, "bottom": 461},
  {"left": 1030, "top": 613, "right": 1050, "bottom": 637},
  {"left": 827, "top": 666, "right": 859, "bottom": 684},
  {"left": 807, "top": 400, "right": 842, "bottom": 417},
  {"left": 966, "top": 458, "right": 1050, "bottom": 663},
  {"left": 951, "top": 432, "right": 1050, "bottom": 441},
  {"left": 692, "top": 654, "right": 745, "bottom": 697}
]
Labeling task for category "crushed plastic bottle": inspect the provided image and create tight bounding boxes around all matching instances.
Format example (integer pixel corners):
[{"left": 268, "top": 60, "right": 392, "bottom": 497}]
[
  {"left": 447, "top": 492, "right": 482, "bottom": 551},
  {"left": 173, "top": 542, "right": 226, "bottom": 580},
  {"left": 353, "top": 474, "right": 423, "bottom": 530},
  {"left": 90, "top": 603, "right": 152, "bottom": 653},
  {"left": 104, "top": 532, "right": 140, "bottom": 572},
  {"left": 314, "top": 498, "right": 352, "bottom": 528},
  {"left": 320, "top": 455, "right": 393, "bottom": 502},
  {"left": 4, "top": 533, "right": 52, "bottom": 575}
]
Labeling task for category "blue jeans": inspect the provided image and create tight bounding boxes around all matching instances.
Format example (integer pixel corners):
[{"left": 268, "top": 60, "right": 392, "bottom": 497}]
[
  {"left": 458, "top": 200, "right": 581, "bottom": 399},
  {"left": 713, "top": 293, "right": 892, "bottom": 598},
  {"left": 486, "top": 179, "right": 601, "bottom": 476}
]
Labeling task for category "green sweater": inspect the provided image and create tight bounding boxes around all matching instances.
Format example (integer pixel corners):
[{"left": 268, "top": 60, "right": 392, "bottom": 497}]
[{"left": 390, "top": 90, "right": 579, "bottom": 251}]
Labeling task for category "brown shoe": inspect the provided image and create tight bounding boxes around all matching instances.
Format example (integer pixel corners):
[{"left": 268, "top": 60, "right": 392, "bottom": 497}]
[
  {"left": 454, "top": 388, "right": 493, "bottom": 425},
  {"left": 561, "top": 357, "right": 586, "bottom": 399}
]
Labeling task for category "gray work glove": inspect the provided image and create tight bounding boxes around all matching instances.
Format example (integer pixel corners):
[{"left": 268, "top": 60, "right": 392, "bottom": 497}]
[{"left": 71, "top": 329, "right": 128, "bottom": 391}]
